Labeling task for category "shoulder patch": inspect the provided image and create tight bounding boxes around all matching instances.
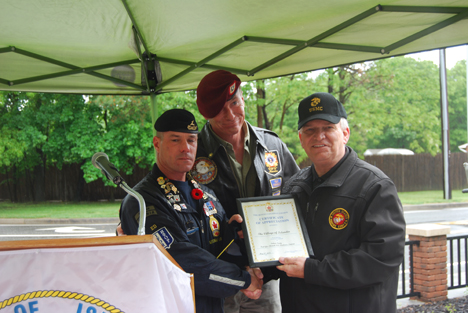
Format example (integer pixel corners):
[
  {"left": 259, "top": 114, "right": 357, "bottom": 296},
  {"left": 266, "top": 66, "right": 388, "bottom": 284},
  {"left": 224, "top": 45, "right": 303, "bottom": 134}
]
[
  {"left": 134, "top": 205, "right": 158, "bottom": 222},
  {"left": 153, "top": 227, "right": 174, "bottom": 249}
]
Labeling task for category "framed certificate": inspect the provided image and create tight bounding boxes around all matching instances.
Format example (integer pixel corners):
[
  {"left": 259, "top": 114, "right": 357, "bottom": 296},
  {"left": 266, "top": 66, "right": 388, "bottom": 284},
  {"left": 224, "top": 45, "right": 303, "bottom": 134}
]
[{"left": 236, "top": 195, "right": 314, "bottom": 268}]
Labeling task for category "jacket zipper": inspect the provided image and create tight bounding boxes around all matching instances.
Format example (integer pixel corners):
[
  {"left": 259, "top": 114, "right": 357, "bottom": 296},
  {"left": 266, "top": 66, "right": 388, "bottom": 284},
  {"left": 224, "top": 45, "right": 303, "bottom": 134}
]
[
  {"left": 311, "top": 203, "right": 319, "bottom": 224},
  {"left": 306, "top": 191, "right": 319, "bottom": 222}
]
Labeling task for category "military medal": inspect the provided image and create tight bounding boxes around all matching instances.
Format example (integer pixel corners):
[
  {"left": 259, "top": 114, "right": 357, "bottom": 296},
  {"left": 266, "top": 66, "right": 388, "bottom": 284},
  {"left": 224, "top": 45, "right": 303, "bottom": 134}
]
[
  {"left": 209, "top": 215, "right": 220, "bottom": 237},
  {"left": 203, "top": 201, "right": 217, "bottom": 216},
  {"left": 158, "top": 176, "right": 183, "bottom": 212}
]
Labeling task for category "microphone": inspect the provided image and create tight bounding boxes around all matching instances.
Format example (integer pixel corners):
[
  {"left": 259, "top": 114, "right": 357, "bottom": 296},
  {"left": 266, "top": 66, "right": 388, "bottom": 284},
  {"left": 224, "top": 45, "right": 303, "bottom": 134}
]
[{"left": 91, "top": 152, "right": 125, "bottom": 186}]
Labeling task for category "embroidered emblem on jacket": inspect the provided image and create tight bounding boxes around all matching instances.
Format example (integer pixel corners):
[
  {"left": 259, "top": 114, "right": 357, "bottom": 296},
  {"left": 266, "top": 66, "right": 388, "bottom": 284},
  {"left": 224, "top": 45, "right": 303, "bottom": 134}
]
[
  {"left": 264, "top": 151, "right": 281, "bottom": 175},
  {"left": 190, "top": 157, "right": 218, "bottom": 184},
  {"left": 329, "top": 208, "right": 349, "bottom": 230}
]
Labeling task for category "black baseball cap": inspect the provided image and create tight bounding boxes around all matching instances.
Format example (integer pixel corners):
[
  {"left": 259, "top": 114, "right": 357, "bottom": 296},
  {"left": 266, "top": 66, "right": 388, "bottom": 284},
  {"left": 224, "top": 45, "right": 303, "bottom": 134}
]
[
  {"left": 154, "top": 109, "right": 199, "bottom": 133},
  {"left": 297, "top": 92, "right": 347, "bottom": 130}
]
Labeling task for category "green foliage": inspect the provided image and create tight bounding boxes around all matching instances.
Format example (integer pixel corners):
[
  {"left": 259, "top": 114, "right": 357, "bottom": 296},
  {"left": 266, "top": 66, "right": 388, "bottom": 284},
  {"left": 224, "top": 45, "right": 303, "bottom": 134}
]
[
  {"left": 243, "top": 73, "right": 317, "bottom": 163},
  {"left": 1, "top": 55, "right": 467, "bottom": 196},
  {"left": 82, "top": 91, "right": 200, "bottom": 186},
  {"left": 364, "top": 57, "right": 441, "bottom": 155},
  {"left": 447, "top": 60, "right": 467, "bottom": 151}
]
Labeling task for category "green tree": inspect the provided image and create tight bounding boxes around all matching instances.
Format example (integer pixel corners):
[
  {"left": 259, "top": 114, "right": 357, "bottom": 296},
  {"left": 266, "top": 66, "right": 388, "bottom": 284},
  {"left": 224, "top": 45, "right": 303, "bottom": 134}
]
[
  {"left": 243, "top": 74, "right": 316, "bottom": 164},
  {"left": 83, "top": 91, "right": 200, "bottom": 195},
  {"left": 0, "top": 92, "right": 97, "bottom": 201},
  {"left": 447, "top": 60, "right": 467, "bottom": 152},
  {"left": 313, "top": 63, "right": 390, "bottom": 156},
  {"left": 368, "top": 57, "right": 441, "bottom": 155}
]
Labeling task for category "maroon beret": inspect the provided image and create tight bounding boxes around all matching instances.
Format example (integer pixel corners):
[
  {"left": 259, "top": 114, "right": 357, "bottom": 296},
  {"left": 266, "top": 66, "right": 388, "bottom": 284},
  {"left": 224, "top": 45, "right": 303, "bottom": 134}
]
[{"left": 196, "top": 70, "right": 241, "bottom": 118}]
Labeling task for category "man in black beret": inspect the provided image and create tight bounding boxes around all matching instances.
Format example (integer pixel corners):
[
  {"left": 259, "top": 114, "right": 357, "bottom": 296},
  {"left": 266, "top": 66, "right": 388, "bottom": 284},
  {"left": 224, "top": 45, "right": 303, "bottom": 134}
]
[
  {"left": 272, "top": 92, "right": 406, "bottom": 313},
  {"left": 119, "top": 109, "right": 263, "bottom": 313},
  {"left": 191, "top": 70, "right": 300, "bottom": 313}
]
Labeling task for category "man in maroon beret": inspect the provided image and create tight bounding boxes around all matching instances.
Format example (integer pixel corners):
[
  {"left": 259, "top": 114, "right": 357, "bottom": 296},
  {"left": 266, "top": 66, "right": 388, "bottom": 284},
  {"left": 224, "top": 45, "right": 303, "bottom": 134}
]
[{"left": 190, "top": 70, "right": 300, "bottom": 313}]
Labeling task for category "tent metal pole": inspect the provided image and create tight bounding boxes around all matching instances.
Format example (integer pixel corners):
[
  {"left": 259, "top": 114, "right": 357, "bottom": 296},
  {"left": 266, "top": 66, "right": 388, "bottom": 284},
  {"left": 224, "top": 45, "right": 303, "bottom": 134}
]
[{"left": 440, "top": 48, "right": 451, "bottom": 199}]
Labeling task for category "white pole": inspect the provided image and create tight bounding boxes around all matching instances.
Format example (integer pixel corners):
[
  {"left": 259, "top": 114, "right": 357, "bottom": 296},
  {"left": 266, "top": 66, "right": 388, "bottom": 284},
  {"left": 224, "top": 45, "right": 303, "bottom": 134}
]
[{"left": 440, "top": 48, "right": 451, "bottom": 199}]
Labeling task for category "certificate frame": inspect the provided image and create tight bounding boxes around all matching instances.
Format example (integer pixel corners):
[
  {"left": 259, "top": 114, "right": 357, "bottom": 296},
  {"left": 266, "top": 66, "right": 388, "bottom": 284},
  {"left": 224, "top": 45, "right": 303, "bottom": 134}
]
[{"left": 236, "top": 194, "right": 314, "bottom": 268}]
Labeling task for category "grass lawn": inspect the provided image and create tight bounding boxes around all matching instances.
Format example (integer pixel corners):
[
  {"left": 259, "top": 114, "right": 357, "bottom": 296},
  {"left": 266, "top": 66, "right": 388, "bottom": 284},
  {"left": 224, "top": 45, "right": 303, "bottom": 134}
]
[
  {"left": 397, "top": 189, "right": 468, "bottom": 205},
  {"left": 0, "top": 189, "right": 467, "bottom": 219},
  {"left": 0, "top": 201, "right": 121, "bottom": 219}
]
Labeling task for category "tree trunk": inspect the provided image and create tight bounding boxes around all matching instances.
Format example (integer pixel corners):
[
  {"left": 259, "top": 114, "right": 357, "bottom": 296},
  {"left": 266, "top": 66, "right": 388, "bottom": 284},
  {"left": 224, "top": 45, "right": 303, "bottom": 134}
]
[{"left": 256, "top": 80, "right": 265, "bottom": 128}]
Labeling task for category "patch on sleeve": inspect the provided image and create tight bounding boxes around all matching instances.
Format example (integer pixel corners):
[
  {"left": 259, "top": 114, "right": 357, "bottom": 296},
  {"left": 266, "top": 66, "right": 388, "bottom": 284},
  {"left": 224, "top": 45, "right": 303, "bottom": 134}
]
[
  {"left": 134, "top": 205, "right": 158, "bottom": 222},
  {"left": 153, "top": 227, "right": 174, "bottom": 249}
]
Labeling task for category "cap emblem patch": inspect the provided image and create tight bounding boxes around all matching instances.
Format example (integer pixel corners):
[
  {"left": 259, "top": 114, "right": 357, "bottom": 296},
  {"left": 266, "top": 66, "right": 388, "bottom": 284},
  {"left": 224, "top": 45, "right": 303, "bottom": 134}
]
[
  {"left": 310, "top": 97, "right": 321, "bottom": 106},
  {"left": 329, "top": 208, "right": 349, "bottom": 230},
  {"left": 310, "top": 97, "right": 323, "bottom": 112},
  {"left": 187, "top": 120, "right": 198, "bottom": 131},
  {"left": 229, "top": 82, "right": 236, "bottom": 95}
]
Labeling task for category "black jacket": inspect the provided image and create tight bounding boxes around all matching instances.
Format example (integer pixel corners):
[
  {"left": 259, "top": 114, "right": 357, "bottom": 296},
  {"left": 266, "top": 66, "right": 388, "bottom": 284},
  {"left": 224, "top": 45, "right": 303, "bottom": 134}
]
[
  {"left": 279, "top": 147, "right": 406, "bottom": 313},
  {"left": 191, "top": 122, "right": 300, "bottom": 218},
  {"left": 120, "top": 164, "right": 251, "bottom": 313}
]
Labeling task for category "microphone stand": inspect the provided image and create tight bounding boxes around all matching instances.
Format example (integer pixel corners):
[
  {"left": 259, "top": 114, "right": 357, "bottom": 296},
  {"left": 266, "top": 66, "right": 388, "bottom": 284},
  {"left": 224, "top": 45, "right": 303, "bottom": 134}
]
[
  {"left": 92, "top": 152, "right": 146, "bottom": 235},
  {"left": 119, "top": 181, "right": 146, "bottom": 236}
]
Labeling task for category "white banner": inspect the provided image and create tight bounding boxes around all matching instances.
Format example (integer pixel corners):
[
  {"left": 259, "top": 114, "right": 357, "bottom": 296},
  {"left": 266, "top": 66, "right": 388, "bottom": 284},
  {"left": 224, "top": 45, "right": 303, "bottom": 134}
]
[{"left": 0, "top": 242, "right": 194, "bottom": 313}]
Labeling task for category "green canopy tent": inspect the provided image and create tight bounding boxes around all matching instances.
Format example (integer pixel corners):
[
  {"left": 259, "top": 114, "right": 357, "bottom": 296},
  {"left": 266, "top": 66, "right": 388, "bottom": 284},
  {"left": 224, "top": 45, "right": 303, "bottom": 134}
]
[
  {"left": 1, "top": 0, "right": 468, "bottom": 198},
  {"left": 1, "top": 0, "right": 468, "bottom": 95}
]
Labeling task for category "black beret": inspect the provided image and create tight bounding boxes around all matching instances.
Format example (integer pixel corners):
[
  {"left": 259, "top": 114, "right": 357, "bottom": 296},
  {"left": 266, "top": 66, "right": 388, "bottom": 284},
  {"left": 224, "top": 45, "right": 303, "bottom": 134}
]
[{"left": 154, "top": 109, "right": 199, "bottom": 133}]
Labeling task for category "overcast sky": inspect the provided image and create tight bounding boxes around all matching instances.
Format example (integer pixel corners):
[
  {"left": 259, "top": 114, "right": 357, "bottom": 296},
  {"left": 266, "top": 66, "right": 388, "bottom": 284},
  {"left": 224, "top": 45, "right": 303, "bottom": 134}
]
[{"left": 406, "top": 44, "right": 467, "bottom": 69}]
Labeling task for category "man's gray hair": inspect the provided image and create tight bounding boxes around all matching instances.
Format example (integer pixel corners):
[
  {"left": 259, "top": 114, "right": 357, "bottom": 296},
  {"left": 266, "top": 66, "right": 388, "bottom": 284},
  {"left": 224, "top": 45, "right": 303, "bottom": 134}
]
[{"left": 340, "top": 118, "right": 348, "bottom": 131}]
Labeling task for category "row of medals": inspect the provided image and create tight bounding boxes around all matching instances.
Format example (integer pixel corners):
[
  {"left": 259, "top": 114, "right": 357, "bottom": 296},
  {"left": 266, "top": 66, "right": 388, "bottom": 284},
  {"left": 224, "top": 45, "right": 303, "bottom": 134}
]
[{"left": 157, "top": 176, "right": 205, "bottom": 212}]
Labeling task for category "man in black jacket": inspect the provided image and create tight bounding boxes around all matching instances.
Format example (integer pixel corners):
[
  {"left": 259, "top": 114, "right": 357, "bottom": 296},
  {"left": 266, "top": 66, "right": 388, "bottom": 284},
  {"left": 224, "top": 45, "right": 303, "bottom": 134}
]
[
  {"left": 119, "top": 109, "right": 263, "bottom": 313},
  {"left": 274, "top": 92, "right": 406, "bottom": 313},
  {"left": 191, "top": 70, "right": 300, "bottom": 313}
]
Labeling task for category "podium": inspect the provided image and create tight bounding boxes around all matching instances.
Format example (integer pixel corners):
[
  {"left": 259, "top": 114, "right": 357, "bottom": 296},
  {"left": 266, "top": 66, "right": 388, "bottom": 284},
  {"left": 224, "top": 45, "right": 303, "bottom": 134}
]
[{"left": 0, "top": 235, "right": 195, "bottom": 312}]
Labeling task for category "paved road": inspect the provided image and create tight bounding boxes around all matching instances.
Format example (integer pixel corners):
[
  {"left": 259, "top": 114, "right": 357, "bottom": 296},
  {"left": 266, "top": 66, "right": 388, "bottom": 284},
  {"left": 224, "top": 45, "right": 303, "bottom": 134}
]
[
  {"left": 404, "top": 206, "right": 468, "bottom": 235},
  {"left": 0, "top": 222, "right": 118, "bottom": 241},
  {"left": 1, "top": 204, "right": 467, "bottom": 241}
]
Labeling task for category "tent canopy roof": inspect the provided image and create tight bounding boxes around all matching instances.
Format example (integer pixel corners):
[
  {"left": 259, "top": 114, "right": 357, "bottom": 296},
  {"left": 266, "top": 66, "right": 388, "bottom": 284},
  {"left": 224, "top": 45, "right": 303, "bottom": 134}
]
[{"left": 1, "top": 0, "right": 468, "bottom": 95}]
